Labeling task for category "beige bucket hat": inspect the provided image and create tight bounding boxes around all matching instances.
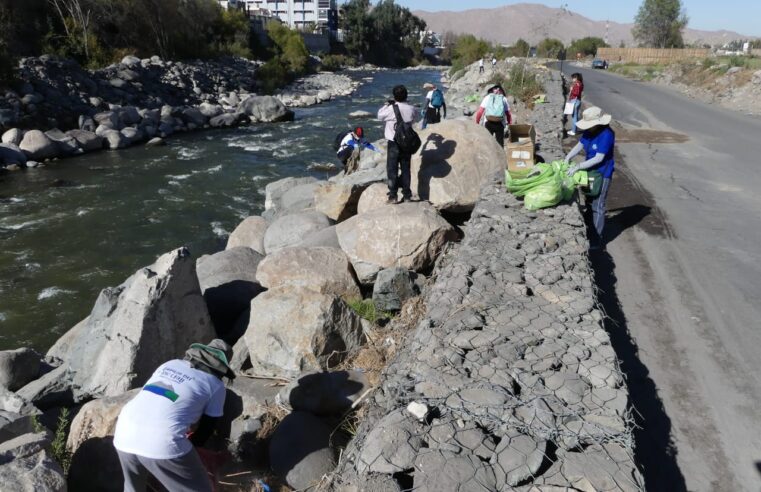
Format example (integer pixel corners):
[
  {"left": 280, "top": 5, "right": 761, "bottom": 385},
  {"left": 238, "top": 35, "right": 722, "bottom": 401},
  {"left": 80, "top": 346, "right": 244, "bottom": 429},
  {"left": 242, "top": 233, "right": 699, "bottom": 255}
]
[
  {"left": 423, "top": 82, "right": 436, "bottom": 89},
  {"left": 576, "top": 106, "right": 612, "bottom": 130}
]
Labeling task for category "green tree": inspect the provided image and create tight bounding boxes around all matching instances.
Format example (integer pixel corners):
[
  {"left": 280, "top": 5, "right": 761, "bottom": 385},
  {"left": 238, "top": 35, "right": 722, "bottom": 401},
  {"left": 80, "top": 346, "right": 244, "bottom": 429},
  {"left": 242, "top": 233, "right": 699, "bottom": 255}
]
[
  {"left": 511, "top": 39, "right": 531, "bottom": 57},
  {"left": 632, "top": 0, "right": 688, "bottom": 48},
  {"left": 341, "top": 0, "right": 371, "bottom": 59},
  {"left": 537, "top": 38, "right": 564, "bottom": 58},
  {"left": 568, "top": 37, "right": 609, "bottom": 57}
]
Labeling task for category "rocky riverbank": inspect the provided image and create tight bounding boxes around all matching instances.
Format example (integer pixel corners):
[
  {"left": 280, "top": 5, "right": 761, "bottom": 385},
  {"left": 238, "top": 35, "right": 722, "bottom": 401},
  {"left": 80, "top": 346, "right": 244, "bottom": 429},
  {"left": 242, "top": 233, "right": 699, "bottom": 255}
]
[
  {"left": 0, "top": 62, "right": 640, "bottom": 491},
  {"left": 0, "top": 55, "right": 359, "bottom": 170}
]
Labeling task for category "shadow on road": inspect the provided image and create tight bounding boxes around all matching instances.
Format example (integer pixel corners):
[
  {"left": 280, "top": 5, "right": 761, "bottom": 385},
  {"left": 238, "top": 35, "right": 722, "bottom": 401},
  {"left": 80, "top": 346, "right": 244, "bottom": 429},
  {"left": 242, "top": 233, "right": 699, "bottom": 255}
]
[{"left": 586, "top": 159, "right": 687, "bottom": 490}]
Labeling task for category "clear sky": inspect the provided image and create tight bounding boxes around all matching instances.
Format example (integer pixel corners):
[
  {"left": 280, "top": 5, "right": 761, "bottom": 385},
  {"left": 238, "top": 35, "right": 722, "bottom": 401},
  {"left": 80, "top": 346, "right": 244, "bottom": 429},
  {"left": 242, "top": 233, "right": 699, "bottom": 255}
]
[{"left": 390, "top": 1, "right": 761, "bottom": 36}]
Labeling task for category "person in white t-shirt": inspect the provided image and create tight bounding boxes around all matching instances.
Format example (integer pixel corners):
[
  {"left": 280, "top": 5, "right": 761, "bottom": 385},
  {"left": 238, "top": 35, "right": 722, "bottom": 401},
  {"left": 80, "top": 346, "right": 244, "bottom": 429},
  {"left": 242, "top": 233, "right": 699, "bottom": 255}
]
[
  {"left": 475, "top": 84, "right": 512, "bottom": 147},
  {"left": 479, "top": 58, "right": 485, "bottom": 73},
  {"left": 113, "top": 339, "right": 235, "bottom": 492}
]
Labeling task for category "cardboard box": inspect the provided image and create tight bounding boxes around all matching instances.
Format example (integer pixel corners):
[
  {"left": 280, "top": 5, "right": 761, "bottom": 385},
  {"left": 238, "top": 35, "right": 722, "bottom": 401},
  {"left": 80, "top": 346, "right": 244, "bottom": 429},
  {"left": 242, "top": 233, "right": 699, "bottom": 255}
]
[{"left": 506, "top": 124, "right": 537, "bottom": 172}]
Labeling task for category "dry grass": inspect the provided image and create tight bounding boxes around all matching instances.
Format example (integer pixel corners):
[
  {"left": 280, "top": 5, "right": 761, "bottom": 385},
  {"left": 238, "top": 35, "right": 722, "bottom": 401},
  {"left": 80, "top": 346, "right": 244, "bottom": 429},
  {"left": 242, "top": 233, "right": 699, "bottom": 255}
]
[
  {"left": 339, "top": 296, "right": 427, "bottom": 386},
  {"left": 257, "top": 403, "right": 290, "bottom": 441}
]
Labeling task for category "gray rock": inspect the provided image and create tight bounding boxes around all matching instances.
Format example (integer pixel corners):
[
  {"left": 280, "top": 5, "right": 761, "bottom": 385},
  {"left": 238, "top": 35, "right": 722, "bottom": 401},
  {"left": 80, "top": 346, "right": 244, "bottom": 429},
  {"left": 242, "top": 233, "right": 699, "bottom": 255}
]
[
  {"left": 263, "top": 211, "right": 332, "bottom": 254},
  {"left": 145, "top": 137, "right": 165, "bottom": 147},
  {"left": 226, "top": 216, "right": 267, "bottom": 255},
  {"left": 196, "top": 247, "right": 264, "bottom": 338},
  {"left": 222, "top": 377, "right": 279, "bottom": 460},
  {"left": 247, "top": 288, "right": 365, "bottom": 378},
  {"left": 372, "top": 267, "right": 420, "bottom": 312},
  {"left": 413, "top": 450, "right": 497, "bottom": 492},
  {"left": 198, "top": 102, "right": 223, "bottom": 118},
  {"left": 0, "top": 387, "right": 36, "bottom": 416},
  {"left": 0, "top": 144, "right": 27, "bottom": 166},
  {"left": 0, "top": 348, "right": 41, "bottom": 391},
  {"left": 181, "top": 107, "right": 207, "bottom": 127},
  {"left": 269, "top": 412, "right": 335, "bottom": 490},
  {"left": 491, "top": 429, "right": 546, "bottom": 486},
  {"left": 0, "top": 411, "right": 37, "bottom": 443},
  {"left": 66, "top": 129, "right": 104, "bottom": 152},
  {"left": 209, "top": 112, "right": 241, "bottom": 128},
  {"left": 264, "top": 176, "right": 318, "bottom": 211},
  {"left": 78, "top": 115, "right": 96, "bottom": 132},
  {"left": 120, "top": 126, "right": 143, "bottom": 144},
  {"left": 45, "top": 129, "right": 80, "bottom": 156},
  {"left": 297, "top": 224, "right": 341, "bottom": 249},
  {"left": 280, "top": 370, "right": 369, "bottom": 416},
  {"left": 238, "top": 96, "right": 294, "bottom": 122},
  {"left": 256, "top": 246, "right": 361, "bottom": 299},
  {"left": 357, "top": 409, "right": 424, "bottom": 474},
  {"left": 46, "top": 247, "right": 215, "bottom": 399},
  {"left": 118, "top": 106, "right": 141, "bottom": 126},
  {"left": 93, "top": 111, "right": 119, "bottom": 129},
  {"left": 0, "top": 432, "right": 66, "bottom": 491},
  {"left": 276, "top": 182, "right": 320, "bottom": 215},
  {"left": 120, "top": 55, "right": 141, "bottom": 66},
  {"left": 19, "top": 130, "right": 58, "bottom": 160},
  {"left": 102, "top": 129, "right": 129, "bottom": 149},
  {"left": 15, "top": 365, "right": 75, "bottom": 411},
  {"left": 1, "top": 128, "right": 22, "bottom": 146}
]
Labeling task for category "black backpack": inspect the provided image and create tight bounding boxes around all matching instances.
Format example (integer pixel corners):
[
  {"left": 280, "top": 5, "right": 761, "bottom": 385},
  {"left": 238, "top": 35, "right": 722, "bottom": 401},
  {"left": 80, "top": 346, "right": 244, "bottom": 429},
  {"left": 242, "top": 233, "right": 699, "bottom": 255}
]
[
  {"left": 333, "top": 130, "right": 351, "bottom": 151},
  {"left": 393, "top": 104, "right": 421, "bottom": 154}
]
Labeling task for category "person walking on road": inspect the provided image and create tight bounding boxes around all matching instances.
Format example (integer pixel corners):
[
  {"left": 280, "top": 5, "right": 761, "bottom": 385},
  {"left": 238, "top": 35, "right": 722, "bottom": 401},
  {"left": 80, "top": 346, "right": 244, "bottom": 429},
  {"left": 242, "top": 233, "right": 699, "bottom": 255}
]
[
  {"left": 421, "top": 83, "right": 447, "bottom": 129},
  {"left": 565, "top": 106, "right": 616, "bottom": 249},
  {"left": 567, "top": 72, "right": 584, "bottom": 135},
  {"left": 474, "top": 84, "right": 512, "bottom": 147},
  {"left": 378, "top": 84, "right": 418, "bottom": 204},
  {"left": 113, "top": 339, "right": 236, "bottom": 492}
]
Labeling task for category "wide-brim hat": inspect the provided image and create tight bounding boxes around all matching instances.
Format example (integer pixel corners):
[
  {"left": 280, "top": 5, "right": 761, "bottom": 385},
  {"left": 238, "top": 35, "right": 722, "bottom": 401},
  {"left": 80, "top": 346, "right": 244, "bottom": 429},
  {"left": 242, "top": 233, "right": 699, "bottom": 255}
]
[
  {"left": 576, "top": 106, "right": 612, "bottom": 130},
  {"left": 423, "top": 82, "right": 435, "bottom": 89},
  {"left": 186, "top": 339, "right": 235, "bottom": 379}
]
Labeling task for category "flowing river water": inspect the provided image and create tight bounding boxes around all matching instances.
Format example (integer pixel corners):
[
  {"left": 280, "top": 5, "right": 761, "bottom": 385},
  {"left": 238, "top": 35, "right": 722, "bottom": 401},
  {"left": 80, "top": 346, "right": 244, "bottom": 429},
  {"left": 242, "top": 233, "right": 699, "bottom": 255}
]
[{"left": 0, "top": 69, "right": 441, "bottom": 351}]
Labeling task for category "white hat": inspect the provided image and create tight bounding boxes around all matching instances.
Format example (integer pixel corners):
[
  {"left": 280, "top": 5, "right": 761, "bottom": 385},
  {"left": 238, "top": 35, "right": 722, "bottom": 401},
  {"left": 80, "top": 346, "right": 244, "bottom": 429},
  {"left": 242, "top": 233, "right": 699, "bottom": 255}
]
[{"left": 576, "top": 106, "right": 612, "bottom": 130}]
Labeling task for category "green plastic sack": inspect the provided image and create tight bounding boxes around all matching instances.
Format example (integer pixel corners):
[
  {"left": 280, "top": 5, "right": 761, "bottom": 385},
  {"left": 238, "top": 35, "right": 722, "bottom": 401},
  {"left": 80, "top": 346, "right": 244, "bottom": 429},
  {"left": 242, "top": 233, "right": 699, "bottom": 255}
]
[
  {"left": 465, "top": 94, "right": 480, "bottom": 103},
  {"left": 524, "top": 175, "right": 563, "bottom": 210}
]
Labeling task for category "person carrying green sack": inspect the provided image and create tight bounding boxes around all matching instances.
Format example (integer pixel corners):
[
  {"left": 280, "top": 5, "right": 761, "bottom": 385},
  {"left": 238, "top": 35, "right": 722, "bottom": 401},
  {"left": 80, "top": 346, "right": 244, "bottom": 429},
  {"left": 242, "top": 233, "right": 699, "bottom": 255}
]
[
  {"left": 565, "top": 106, "right": 616, "bottom": 249},
  {"left": 113, "top": 339, "right": 235, "bottom": 492}
]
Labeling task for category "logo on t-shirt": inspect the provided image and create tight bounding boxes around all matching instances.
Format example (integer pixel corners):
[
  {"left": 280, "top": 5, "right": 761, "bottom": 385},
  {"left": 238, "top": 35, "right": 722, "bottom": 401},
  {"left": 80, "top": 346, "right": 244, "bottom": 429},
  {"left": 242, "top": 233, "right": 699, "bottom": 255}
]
[{"left": 143, "top": 382, "right": 180, "bottom": 402}]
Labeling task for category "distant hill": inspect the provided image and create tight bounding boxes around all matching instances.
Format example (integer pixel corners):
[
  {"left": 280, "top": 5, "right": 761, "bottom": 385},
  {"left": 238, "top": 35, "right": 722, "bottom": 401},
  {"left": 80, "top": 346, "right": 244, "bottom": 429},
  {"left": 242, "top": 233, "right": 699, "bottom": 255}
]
[{"left": 414, "top": 3, "right": 753, "bottom": 47}]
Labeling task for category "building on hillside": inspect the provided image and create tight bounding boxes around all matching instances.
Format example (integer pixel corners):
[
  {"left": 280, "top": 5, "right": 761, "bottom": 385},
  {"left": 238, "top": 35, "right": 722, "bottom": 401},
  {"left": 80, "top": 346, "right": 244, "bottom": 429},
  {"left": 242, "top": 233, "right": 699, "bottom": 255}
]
[{"left": 220, "top": 0, "right": 338, "bottom": 34}]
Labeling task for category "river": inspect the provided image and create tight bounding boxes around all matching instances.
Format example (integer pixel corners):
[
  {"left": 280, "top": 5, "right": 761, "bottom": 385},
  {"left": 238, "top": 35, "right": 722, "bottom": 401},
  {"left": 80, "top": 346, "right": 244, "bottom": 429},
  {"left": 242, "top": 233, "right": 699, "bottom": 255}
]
[{"left": 0, "top": 69, "right": 441, "bottom": 351}]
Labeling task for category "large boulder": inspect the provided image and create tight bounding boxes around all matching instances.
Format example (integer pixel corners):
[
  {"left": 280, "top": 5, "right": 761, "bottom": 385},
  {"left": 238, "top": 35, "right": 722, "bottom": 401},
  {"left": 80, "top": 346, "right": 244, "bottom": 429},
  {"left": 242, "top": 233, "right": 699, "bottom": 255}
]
[
  {"left": 238, "top": 96, "right": 294, "bottom": 122},
  {"left": 18, "top": 130, "right": 58, "bottom": 160},
  {"left": 1, "top": 128, "right": 22, "bottom": 146},
  {"left": 273, "top": 182, "right": 321, "bottom": 216},
  {"left": 314, "top": 181, "right": 368, "bottom": 222},
  {"left": 101, "top": 129, "right": 129, "bottom": 150},
  {"left": 66, "top": 129, "right": 104, "bottom": 152},
  {"left": 336, "top": 202, "right": 456, "bottom": 284},
  {"left": 221, "top": 377, "right": 280, "bottom": 460},
  {"left": 280, "top": 370, "right": 369, "bottom": 416},
  {"left": 0, "top": 144, "right": 27, "bottom": 166},
  {"left": 0, "top": 432, "right": 66, "bottom": 491},
  {"left": 15, "top": 366, "right": 75, "bottom": 411},
  {"left": 372, "top": 267, "right": 420, "bottom": 312},
  {"left": 357, "top": 182, "right": 391, "bottom": 215},
  {"left": 296, "top": 225, "right": 341, "bottom": 249},
  {"left": 0, "top": 348, "right": 41, "bottom": 391},
  {"left": 256, "top": 247, "right": 361, "bottom": 299},
  {"left": 226, "top": 216, "right": 267, "bottom": 255},
  {"left": 269, "top": 412, "right": 336, "bottom": 490},
  {"left": 47, "top": 247, "right": 215, "bottom": 399},
  {"left": 265, "top": 176, "right": 317, "bottom": 211},
  {"left": 66, "top": 390, "right": 139, "bottom": 492},
  {"left": 246, "top": 288, "right": 365, "bottom": 378},
  {"left": 196, "top": 247, "right": 264, "bottom": 339},
  {"left": 410, "top": 119, "right": 505, "bottom": 212},
  {"left": 263, "top": 211, "right": 331, "bottom": 254}
]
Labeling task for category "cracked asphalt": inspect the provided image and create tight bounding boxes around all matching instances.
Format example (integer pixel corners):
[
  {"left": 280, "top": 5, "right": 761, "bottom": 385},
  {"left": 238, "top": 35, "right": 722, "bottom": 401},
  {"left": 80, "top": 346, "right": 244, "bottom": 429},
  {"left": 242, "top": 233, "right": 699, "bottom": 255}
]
[{"left": 560, "top": 64, "right": 761, "bottom": 491}]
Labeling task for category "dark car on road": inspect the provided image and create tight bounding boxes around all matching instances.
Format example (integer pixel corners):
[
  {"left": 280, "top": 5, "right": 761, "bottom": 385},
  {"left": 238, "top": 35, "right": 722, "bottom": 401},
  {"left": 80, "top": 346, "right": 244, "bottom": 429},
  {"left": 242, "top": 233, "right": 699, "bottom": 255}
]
[{"left": 592, "top": 59, "right": 608, "bottom": 69}]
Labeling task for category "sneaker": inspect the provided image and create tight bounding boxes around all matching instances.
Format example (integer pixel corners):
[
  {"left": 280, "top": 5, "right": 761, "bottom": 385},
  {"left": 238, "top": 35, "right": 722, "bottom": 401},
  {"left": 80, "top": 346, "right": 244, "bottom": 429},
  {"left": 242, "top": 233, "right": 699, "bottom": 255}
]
[
  {"left": 386, "top": 197, "right": 398, "bottom": 204},
  {"left": 567, "top": 131, "right": 576, "bottom": 136}
]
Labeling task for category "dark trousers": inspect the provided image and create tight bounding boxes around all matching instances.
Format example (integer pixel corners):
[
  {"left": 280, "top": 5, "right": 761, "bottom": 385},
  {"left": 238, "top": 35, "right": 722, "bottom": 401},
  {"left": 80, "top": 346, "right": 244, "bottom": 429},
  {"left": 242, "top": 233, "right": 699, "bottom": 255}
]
[
  {"left": 485, "top": 120, "right": 505, "bottom": 147},
  {"left": 425, "top": 107, "right": 441, "bottom": 125},
  {"left": 386, "top": 140, "right": 412, "bottom": 199}
]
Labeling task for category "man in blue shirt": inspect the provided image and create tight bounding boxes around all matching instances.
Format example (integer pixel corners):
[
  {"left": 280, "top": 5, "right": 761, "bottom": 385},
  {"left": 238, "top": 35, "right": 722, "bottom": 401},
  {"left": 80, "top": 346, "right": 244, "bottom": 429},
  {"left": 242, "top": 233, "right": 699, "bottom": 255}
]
[{"left": 565, "top": 106, "right": 615, "bottom": 249}]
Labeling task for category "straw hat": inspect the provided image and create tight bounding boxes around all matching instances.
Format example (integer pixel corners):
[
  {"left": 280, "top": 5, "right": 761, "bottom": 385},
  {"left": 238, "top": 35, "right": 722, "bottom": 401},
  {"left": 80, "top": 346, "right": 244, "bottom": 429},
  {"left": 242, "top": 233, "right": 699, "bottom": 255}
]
[
  {"left": 576, "top": 106, "right": 612, "bottom": 130},
  {"left": 423, "top": 83, "right": 435, "bottom": 89}
]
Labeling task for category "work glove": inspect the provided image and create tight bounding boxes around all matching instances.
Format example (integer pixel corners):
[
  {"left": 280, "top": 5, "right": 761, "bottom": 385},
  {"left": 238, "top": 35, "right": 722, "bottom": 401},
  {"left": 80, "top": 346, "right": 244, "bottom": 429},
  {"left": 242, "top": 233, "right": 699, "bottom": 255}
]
[{"left": 567, "top": 164, "right": 580, "bottom": 177}]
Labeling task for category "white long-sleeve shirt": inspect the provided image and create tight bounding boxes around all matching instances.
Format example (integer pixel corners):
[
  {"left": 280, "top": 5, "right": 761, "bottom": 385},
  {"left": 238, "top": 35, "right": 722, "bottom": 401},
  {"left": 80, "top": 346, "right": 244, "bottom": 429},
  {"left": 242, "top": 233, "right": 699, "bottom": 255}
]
[{"left": 377, "top": 102, "right": 418, "bottom": 141}]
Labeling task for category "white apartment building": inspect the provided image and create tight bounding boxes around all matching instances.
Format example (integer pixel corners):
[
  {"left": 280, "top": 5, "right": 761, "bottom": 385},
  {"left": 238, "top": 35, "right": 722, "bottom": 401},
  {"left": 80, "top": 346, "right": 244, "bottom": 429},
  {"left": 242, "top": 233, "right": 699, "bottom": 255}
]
[{"left": 221, "top": 0, "right": 338, "bottom": 32}]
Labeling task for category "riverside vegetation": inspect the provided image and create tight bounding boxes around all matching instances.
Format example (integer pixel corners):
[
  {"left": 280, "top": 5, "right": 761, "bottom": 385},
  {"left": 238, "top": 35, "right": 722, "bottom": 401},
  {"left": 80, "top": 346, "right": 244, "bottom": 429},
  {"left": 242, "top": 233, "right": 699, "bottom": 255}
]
[{"left": 0, "top": 59, "right": 641, "bottom": 491}]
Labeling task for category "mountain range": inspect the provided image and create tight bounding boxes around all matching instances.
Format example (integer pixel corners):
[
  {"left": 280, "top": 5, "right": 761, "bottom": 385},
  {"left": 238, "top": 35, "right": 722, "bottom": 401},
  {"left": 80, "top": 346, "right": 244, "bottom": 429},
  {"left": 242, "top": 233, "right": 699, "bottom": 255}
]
[{"left": 413, "top": 3, "right": 754, "bottom": 47}]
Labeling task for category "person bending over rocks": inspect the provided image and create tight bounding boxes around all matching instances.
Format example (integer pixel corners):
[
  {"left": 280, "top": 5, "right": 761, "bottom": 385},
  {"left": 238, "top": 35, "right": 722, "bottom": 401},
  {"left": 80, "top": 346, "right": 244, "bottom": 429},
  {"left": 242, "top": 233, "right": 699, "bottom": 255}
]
[
  {"left": 565, "top": 106, "right": 616, "bottom": 250},
  {"left": 113, "top": 339, "right": 236, "bottom": 492},
  {"left": 378, "top": 84, "right": 419, "bottom": 204},
  {"left": 335, "top": 126, "right": 378, "bottom": 174}
]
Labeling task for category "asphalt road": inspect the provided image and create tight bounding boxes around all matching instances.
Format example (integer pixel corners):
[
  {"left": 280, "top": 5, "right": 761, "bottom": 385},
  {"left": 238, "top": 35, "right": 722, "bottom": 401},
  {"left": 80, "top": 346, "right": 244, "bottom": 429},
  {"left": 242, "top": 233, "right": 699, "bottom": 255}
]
[{"left": 559, "top": 64, "right": 761, "bottom": 491}]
